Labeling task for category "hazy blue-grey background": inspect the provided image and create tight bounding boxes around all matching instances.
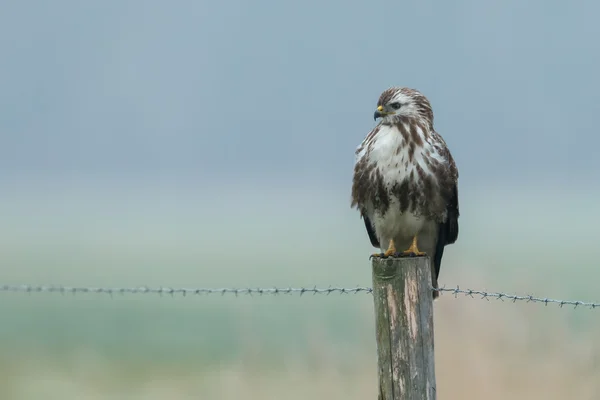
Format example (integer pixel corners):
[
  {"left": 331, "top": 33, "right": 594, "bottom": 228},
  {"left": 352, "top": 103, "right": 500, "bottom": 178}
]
[{"left": 1, "top": 1, "right": 600, "bottom": 399}]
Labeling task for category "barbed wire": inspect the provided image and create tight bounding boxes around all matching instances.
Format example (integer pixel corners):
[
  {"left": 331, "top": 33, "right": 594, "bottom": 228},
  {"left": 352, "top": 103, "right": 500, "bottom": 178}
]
[
  {"left": 0, "top": 284, "right": 372, "bottom": 296},
  {"left": 435, "top": 286, "right": 599, "bottom": 309},
  {"left": 0, "top": 283, "right": 598, "bottom": 309}
]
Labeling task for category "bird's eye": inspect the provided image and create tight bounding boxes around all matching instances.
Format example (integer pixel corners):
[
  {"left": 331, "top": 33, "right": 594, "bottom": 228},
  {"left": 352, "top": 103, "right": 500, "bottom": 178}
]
[{"left": 389, "top": 102, "right": 401, "bottom": 110}]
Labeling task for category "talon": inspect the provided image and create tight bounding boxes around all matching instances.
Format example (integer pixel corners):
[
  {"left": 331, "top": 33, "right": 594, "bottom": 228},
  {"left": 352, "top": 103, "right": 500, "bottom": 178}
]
[
  {"left": 371, "top": 239, "right": 396, "bottom": 259},
  {"left": 400, "top": 235, "right": 427, "bottom": 257}
]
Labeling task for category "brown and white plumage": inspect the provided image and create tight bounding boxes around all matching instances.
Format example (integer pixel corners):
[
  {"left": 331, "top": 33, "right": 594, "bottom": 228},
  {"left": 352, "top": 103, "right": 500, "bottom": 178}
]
[{"left": 351, "top": 87, "right": 459, "bottom": 299}]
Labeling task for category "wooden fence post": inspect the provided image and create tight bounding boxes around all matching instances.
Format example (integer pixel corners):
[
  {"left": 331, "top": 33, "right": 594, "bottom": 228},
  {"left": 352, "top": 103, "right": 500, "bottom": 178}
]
[{"left": 371, "top": 256, "right": 437, "bottom": 400}]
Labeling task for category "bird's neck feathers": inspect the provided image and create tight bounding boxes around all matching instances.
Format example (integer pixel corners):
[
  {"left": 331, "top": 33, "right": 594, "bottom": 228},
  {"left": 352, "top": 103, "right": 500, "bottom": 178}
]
[
  {"left": 383, "top": 115, "right": 433, "bottom": 134},
  {"left": 380, "top": 116, "right": 432, "bottom": 144}
]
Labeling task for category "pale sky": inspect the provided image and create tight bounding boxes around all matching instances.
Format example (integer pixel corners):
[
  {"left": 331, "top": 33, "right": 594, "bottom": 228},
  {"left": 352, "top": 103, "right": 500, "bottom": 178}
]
[{"left": 1, "top": 0, "right": 599, "bottom": 191}]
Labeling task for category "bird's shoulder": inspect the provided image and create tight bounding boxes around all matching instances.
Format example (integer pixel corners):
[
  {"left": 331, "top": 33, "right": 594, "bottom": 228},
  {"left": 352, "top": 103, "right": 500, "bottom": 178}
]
[{"left": 429, "top": 130, "right": 458, "bottom": 174}]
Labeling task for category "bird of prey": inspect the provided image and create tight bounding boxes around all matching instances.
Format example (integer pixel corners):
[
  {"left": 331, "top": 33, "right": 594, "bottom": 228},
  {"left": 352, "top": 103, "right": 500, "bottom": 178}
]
[{"left": 351, "top": 87, "right": 459, "bottom": 298}]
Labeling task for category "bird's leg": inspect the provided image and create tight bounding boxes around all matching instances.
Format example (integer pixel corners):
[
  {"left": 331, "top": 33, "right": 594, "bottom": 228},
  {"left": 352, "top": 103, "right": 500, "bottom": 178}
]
[
  {"left": 399, "top": 235, "right": 427, "bottom": 257},
  {"left": 370, "top": 239, "right": 396, "bottom": 259},
  {"left": 383, "top": 239, "right": 397, "bottom": 257}
]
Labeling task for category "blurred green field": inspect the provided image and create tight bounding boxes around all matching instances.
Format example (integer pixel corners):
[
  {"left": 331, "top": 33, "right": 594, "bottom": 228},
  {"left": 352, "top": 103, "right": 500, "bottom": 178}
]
[{"left": 1, "top": 183, "right": 599, "bottom": 399}]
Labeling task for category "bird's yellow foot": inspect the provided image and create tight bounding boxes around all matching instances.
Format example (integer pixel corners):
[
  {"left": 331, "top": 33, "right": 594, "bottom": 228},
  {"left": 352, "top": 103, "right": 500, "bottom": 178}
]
[
  {"left": 398, "top": 236, "right": 426, "bottom": 257},
  {"left": 370, "top": 239, "right": 396, "bottom": 259}
]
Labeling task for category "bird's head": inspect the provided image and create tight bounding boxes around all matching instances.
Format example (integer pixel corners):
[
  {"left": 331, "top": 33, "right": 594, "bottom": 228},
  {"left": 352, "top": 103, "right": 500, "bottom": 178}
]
[{"left": 373, "top": 87, "right": 433, "bottom": 126}]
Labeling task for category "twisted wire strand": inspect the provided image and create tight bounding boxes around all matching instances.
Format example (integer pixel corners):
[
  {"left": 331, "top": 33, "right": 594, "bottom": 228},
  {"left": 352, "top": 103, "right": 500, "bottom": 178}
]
[{"left": 0, "top": 283, "right": 597, "bottom": 309}]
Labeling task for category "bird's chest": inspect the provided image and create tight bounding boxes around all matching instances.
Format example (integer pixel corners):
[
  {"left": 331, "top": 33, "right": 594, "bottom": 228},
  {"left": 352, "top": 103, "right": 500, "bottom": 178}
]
[
  {"left": 365, "top": 128, "right": 426, "bottom": 185},
  {"left": 354, "top": 125, "right": 444, "bottom": 224},
  {"left": 365, "top": 137, "right": 429, "bottom": 198}
]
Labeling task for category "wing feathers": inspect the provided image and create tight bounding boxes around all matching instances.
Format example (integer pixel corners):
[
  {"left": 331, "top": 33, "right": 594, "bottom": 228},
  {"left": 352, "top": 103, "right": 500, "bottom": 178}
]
[
  {"left": 444, "top": 184, "right": 459, "bottom": 244},
  {"left": 433, "top": 183, "right": 459, "bottom": 280}
]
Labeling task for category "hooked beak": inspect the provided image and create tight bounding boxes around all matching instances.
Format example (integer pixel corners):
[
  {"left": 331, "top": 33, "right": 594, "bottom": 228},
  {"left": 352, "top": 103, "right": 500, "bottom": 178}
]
[{"left": 373, "top": 105, "right": 386, "bottom": 121}]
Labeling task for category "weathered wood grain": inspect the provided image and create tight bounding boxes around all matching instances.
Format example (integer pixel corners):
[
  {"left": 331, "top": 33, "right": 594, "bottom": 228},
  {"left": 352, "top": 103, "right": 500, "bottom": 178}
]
[{"left": 371, "top": 256, "right": 436, "bottom": 400}]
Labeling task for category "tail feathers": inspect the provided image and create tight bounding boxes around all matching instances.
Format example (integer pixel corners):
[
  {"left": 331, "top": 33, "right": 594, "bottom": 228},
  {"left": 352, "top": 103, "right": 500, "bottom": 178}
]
[
  {"left": 431, "top": 265, "right": 440, "bottom": 300},
  {"left": 432, "top": 223, "right": 447, "bottom": 301},
  {"left": 431, "top": 271, "right": 439, "bottom": 300}
]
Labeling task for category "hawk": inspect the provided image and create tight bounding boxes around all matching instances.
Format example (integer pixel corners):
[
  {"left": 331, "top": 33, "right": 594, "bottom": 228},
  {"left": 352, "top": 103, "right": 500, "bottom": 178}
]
[{"left": 351, "top": 87, "right": 459, "bottom": 299}]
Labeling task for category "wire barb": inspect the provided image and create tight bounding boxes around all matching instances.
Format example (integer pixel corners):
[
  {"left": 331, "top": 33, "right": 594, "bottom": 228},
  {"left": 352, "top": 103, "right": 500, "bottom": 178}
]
[{"left": 0, "top": 284, "right": 597, "bottom": 309}]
